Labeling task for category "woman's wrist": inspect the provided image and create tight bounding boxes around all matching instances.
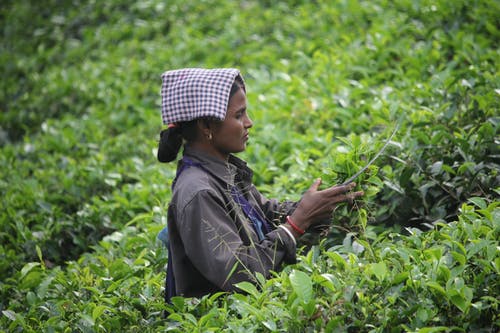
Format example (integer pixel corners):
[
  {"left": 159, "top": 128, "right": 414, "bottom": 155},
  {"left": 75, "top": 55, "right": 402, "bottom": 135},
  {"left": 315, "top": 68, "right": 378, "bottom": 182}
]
[
  {"left": 288, "top": 212, "right": 310, "bottom": 231},
  {"left": 278, "top": 224, "right": 297, "bottom": 245},
  {"left": 281, "top": 223, "right": 301, "bottom": 239},
  {"left": 286, "top": 215, "right": 306, "bottom": 236}
]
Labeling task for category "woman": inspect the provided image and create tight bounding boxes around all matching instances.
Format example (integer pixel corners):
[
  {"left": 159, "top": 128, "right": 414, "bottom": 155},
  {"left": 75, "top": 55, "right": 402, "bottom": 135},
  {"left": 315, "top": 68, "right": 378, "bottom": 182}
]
[{"left": 157, "top": 68, "right": 363, "bottom": 301}]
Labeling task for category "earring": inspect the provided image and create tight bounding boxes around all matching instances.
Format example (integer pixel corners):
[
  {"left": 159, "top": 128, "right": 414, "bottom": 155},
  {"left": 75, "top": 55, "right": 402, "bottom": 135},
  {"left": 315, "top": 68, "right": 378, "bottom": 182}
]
[{"left": 208, "top": 133, "right": 212, "bottom": 140}]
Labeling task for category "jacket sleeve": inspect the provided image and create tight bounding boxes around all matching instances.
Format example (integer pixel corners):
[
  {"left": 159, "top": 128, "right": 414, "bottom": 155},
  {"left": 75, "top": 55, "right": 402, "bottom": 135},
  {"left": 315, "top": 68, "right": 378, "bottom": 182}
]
[
  {"left": 248, "top": 185, "right": 299, "bottom": 226},
  {"left": 177, "top": 189, "right": 296, "bottom": 292},
  {"left": 248, "top": 185, "right": 327, "bottom": 248}
]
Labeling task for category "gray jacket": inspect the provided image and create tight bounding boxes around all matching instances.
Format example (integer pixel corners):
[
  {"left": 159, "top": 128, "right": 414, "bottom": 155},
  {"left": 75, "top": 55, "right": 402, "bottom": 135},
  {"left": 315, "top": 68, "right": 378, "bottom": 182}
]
[{"left": 168, "top": 146, "right": 297, "bottom": 298}]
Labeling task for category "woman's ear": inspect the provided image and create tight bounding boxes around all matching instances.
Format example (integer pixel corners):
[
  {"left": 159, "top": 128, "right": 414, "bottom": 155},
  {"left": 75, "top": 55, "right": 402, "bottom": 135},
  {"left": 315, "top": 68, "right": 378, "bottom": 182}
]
[{"left": 196, "top": 119, "right": 212, "bottom": 140}]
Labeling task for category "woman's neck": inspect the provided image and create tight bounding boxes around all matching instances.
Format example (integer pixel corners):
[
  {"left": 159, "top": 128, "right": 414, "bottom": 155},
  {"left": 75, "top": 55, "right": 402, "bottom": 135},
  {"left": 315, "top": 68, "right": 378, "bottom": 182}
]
[{"left": 186, "top": 142, "right": 229, "bottom": 161}]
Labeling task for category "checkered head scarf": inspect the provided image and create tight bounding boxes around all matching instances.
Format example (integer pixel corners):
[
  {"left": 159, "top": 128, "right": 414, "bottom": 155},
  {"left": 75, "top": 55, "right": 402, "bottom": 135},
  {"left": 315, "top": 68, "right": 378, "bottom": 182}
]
[{"left": 160, "top": 68, "right": 246, "bottom": 125}]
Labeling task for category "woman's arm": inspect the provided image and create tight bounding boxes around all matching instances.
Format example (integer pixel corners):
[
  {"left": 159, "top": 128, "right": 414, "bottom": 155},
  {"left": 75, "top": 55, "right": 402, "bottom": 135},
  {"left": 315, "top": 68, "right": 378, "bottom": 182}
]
[
  {"left": 177, "top": 189, "right": 296, "bottom": 292},
  {"left": 248, "top": 184, "right": 298, "bottom": 225}
]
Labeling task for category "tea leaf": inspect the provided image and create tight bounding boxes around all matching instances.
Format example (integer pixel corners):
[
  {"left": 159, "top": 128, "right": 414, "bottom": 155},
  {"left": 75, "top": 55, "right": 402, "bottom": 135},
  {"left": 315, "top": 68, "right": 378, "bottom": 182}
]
[
  {"left": 289, "top": 270, "right": 313, "bottom": 303},
  {"left": 2, "top": 310, "right": 17, "bottom": 321},
  {"left": 370, "top": 262, "right": 387, "bottom": 282},
  {"left": 467, "top": 197, "right": 487, "bottom": 210},
  {"left": 92, "top": 305, "right": 108, "bottom": 321},
  {"left": 426, "top": 282, "right": 446, "bottom": 296},
  {"left": 235, "top": 281, "right": 260, "bottom": 299}
]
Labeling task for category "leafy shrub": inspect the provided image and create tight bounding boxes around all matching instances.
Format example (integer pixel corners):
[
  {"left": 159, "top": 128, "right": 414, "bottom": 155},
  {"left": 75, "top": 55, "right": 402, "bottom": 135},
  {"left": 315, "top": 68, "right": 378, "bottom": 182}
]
[
  {"left": 161, "top": 201, "right": 499, "bottom": 332},
  {"left": 0, "top": 0, "right": 498, "bottom": 331},
  {"left": 2, "top": 201, "right": 496, "bottom": 331}
]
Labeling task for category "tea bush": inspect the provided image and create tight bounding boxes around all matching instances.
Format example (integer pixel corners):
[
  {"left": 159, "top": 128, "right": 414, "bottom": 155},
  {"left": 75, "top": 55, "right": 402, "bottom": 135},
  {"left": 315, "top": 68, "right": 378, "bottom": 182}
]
[
  {"left": 1, "top": 0, "right": 498, "bottom": 331},
  {"left": 2, "top": 202, "right": 497, "bottom": 331}
]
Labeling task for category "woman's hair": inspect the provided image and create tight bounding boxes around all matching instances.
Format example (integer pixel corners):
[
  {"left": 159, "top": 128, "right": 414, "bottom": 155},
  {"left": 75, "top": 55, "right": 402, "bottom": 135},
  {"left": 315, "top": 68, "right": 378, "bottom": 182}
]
[{"left": 157, "top": 80, "right": 243, "bottom": 163}]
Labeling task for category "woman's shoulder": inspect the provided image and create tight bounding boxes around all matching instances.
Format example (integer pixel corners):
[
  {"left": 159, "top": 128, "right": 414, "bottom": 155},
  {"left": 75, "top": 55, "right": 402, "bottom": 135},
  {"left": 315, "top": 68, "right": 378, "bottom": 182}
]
[
  {"left": 175, "top": 165, "right": 211, "bottom": 188},
  {"left": 172, "top": 166, "right": 222, "bottom": 205}
]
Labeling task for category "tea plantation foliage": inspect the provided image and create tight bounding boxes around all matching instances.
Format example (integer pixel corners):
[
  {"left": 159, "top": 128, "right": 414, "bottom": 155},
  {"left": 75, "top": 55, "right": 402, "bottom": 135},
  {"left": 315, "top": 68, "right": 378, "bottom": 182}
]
[{"left": 1, "top": 0, "right": 499, "bottom": 331}]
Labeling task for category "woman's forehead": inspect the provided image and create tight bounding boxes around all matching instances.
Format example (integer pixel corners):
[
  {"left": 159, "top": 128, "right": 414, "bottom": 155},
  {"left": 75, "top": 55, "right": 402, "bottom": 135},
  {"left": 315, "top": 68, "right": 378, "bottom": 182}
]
[{"left": 227, "top": 89, "right": 247, "bottom": 113}]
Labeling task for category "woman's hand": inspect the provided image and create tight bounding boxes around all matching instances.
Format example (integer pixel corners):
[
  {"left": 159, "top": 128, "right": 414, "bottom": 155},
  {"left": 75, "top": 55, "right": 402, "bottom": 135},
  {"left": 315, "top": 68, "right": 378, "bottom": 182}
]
[{"left": 289, "top": 178, "right": 364, "bottom": 232}]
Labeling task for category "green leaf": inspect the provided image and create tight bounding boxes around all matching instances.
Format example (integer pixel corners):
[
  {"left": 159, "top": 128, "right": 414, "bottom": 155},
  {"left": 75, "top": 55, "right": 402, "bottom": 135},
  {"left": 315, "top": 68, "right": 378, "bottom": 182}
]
[
  {"left": 457, "top": 162, "right": 475, "bottom": 175},
  {"left": 358, "top": 208, "right": 368, "bottom": 230},
  {"left": 20, "top": 270, "right": 44, "bottom": 290},
  {"left": 235, "top": 281, "right": 260, "bottom": 298},
  {"left": 449, "top": 293, "right": 468, "bottom": 313},
  {"left": 26, "top": 291, "right": 37, "bottom": 306},
  {"left": 170, "top": 296, "right": 185, "bottom": 312},
  {"left": 417, "top": 327, "right": 451, "bottom": 333},
  {"left": 451, "top": 251, "right": 466, "bottom": 266},
  {"left": 399, "top": 166, "right": 414, "bottom": 188},
  {"left": 304, "top": 299, "right": 317, "bottom": 317},
  {"left": 289, "top": 270, "right": 313, "bottom": 303},
  {"left": 36, "top": 245, "right": 44, "bottom": 268},
  {"left": 208, "top": 291, "right": 227, "bottom": 303},
  {"left": 430, "top": 161, "right": 443, "bottom": 176},
  {"left": 370, "top": 262, "right": 387, "bottom": 282},
  {"left": 168, "top": 313, "right": 183, "bottom": 322},
  {"left": 20, "top": 262, "right": 40, "bottom": 279},
  {"left": 79, "top": 314, "right": 95, "bottom": 328},
  {"left": 325, "top": 252, "right": 347, "bottom": 270},
  {"left": 184, "top": 313, "right": 198, "bottom": 325},
  {"left": 467, "top": 197, "right": 487, "bottom": 210},
  {"left": 424, "top": 247, "right": 443, "bottom": 261},
  {"left": 2, "top": 310, "right": 17, "bottom": 321},
  {"left": 198, "top": 311, "right": 216, "bottom": 327},
  {"left": 494, "top": 257, "right": 500, "bottom": 274},
  {"left": 92, "top": 305, "right": 108, "bottom": 321},
  {"left": 37, "top": 275, "right": 55, "bottom": 299},
  {"left": 392, "top": 272, "right": 409, "bottom": 285},
  {"left": 262, "top": 320, "right": 277, "bottom": 331},
  {"left": 254, "top": 272, "right": 266, "bottom": 287},
  {"left": 416, "top": 307, "right": 430, "bottom": 323},
  {"left": 426, "top": 281, "right": 446, "bottom": 296}
]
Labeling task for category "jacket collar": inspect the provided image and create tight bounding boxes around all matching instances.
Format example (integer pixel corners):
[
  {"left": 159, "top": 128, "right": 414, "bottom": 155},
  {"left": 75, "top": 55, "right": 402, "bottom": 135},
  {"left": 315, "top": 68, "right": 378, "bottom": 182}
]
[{"left": 182, "top": 146, "right": 253, "bottom": 187}]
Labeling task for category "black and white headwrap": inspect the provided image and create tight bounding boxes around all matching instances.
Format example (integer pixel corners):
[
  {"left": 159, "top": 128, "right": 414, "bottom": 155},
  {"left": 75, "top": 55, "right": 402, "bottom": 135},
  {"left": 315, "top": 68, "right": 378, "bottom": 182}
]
[{"left": 160, "top": 68, "right": 246, "bottom": 125}]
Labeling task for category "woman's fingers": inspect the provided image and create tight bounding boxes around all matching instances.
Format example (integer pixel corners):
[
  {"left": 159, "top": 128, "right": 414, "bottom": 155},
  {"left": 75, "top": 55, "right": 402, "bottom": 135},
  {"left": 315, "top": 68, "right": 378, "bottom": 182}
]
[
  {"left": 352, "top": 190, "right": 364, "bottom": 199},
  {"left": 307, "top": 178, "right": 357, "bottom": 197},
  {"left": 295, "top": 179, "right": 365, "bottom": 228},
  {"left": 306, "top": 179, "right": 363, "bottom": 205},
  {"left": 320, "top": 182, "right": 357, "bottom": 197},
  {"left": 328, "top": 190, "right": 364, "bottom": 205},
  {"left": 347, "top": 190, "right": 364, "bottom": 202},
  {"left": 307, "top": 178, "right": 322, "bottom": 192}
]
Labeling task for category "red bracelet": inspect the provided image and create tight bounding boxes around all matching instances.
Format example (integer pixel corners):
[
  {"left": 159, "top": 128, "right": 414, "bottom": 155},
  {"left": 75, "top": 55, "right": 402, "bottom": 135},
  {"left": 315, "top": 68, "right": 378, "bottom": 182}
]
[{"left": 286, "top": 216, "right": 305, "bottom": 235}]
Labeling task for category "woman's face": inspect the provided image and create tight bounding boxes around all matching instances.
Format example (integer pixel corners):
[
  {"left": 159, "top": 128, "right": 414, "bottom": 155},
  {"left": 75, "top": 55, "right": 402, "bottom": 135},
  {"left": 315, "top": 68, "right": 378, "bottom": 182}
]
[{"left": 211, "top": 88, "right": 252, "bottom": 158}]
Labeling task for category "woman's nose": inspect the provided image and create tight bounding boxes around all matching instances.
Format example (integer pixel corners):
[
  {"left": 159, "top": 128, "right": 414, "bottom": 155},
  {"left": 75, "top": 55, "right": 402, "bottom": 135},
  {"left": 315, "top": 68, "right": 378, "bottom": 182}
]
[{"left": 244, "top": 114, "right": 253, "bottom": 128}]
